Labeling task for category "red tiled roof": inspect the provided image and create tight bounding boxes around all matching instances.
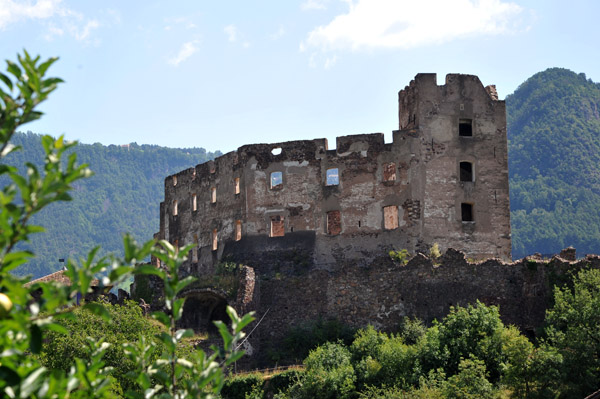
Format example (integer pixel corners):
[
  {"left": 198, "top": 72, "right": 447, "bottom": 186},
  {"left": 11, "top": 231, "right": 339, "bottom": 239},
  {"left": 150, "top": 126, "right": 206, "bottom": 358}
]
[{"left": 24, "top": 270, "right": 100, "bottom": 288}]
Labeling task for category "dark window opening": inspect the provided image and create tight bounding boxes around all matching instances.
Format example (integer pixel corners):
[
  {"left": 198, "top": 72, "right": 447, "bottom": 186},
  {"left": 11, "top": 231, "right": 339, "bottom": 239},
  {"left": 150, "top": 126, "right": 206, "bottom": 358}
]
[
  {"left": 459, "top": 119, "right": 472, "bottom": 137},
  {"left": 327, "top": 211, "right": 341, "bottom": 235},
  {"left": 461, "top": 203, "right": 474, "bottom": 222},
  {"left": 459, "top": 162, "right": 473, "bottom": 182}
]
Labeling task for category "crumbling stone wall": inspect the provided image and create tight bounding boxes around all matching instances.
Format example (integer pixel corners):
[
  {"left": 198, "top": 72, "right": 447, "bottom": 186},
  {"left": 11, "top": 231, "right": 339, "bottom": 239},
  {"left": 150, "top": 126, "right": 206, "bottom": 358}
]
[{"left": 156, "top": 73, "right": 511, "bottom": 275}]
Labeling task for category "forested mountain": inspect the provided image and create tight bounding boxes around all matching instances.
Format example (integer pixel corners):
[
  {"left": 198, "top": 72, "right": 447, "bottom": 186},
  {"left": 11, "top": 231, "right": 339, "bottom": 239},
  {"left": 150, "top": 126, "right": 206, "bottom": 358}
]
[
  {"left": 508, "top": 68, "right": 600, "bottom": 259},
  {"left": 3, "top": 132, "right": 220, "bottom": 279}
]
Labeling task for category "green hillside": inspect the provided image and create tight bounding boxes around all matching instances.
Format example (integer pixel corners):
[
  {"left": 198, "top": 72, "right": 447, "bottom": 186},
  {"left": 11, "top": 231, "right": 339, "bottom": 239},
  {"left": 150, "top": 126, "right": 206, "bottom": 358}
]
[
  {"left": 3, "top": 132, "right": 219, "bottom": 279},
  {"left": 508, "top": 68, "right": 600, "bottom": 259}
]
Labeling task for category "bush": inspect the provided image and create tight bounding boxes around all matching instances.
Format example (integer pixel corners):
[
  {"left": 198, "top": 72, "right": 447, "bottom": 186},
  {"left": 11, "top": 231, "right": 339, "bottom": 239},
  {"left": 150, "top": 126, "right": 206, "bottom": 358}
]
[
  {"left": 40, "top": 300, "right": 165, "bottom": 393},
  {"left": 442, "top": 357, "right": 496, "bottom": 399},
  {"left": 297, "top": 342, "right": 356, "bottom": 399}
]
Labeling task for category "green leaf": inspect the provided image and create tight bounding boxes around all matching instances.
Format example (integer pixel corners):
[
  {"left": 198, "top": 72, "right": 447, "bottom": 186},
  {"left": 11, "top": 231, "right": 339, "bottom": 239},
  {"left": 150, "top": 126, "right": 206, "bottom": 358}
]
[{"left": 0, "top": 72, "right": 13, "bottom": 90}]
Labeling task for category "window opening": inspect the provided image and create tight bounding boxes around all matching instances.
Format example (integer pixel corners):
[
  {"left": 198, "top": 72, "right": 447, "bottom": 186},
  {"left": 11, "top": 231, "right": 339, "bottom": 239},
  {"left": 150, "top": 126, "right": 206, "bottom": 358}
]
[
  {"left": 234, "top": 177, "right": 240, "bottom": 195},
  {"left": 173, "top": 175, "right": 177, "bottom": 186},
  {"left": 271, "top": 171, "right": 283, "bottom": 189},
  {"left": 192, "top": 194, "right": 197, "bottom": 211},
  {"left": 211, "top": 187, "right": 216, "bottom": 203},
  {"left": 459, "top": 162, "right": 473, "bottom": 182},
  {"left": 271, "top": 147, "right": 282, "bottom": 155},
  {"left": 326, "top": 211, "right": 341, "bottom": 235},
  {"left": 383, "top": 206, "right": 399, "bottom": 230},
  {"left": 235, "top": 220, "right": 242, "bottom": 241},
  {"left": 461, "top": 203, "right": 474, "bottom": 222},
  {"left": 383, "top": 162, "right": 396, "bottom": 182},
  {"left": 174, "top": 239, "right": 179, "bottom": 254},
  {"left": 270, "top": 215, "right": 285, "bottom": 237},
  {"left": 192, "top": 234, "right": 198, "bottom": 263},
  {"left": 212, "top": 229, "right": 218, "bottom": 250},
  {"left": 459, "top": 119, "right": 473, "bottom": 137},
  {"left": 173, "top": 200, "right": 178, "bottom": 216},
  {"left": 326, "top": 168, "right": 339, "bottom": 186}
]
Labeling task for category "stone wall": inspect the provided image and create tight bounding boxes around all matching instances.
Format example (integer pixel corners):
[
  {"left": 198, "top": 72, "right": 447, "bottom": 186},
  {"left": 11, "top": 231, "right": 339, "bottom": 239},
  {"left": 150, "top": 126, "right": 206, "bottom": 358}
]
[{"left": 247, "top": 248, "right": 598, "bottom": 365}]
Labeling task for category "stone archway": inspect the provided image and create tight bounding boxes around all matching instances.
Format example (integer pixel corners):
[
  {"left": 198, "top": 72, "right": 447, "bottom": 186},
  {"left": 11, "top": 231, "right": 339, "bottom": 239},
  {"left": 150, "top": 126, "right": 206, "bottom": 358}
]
[{"left": 178, "top": 289, "right": 230, "bottom": 333}]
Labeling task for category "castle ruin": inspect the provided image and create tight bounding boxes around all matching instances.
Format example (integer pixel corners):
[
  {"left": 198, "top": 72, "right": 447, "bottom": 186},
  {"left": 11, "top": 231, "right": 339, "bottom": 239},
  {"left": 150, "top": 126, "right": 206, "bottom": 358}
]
[
  {"left": 139, "top": 73, "right": 522, "bottom": 363},
  {"left": 157, "top": 73, "right": 511, "bottom": 275}
]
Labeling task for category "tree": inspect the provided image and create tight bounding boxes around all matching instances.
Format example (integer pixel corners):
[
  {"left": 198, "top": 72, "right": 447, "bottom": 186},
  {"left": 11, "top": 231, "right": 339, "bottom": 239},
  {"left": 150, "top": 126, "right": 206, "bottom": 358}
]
[
  {"left": 544, "top": 268, "right": 600, "bottom": 397},
  {"left": 0, "top": 51, "right": 253, "bottom": 398}
]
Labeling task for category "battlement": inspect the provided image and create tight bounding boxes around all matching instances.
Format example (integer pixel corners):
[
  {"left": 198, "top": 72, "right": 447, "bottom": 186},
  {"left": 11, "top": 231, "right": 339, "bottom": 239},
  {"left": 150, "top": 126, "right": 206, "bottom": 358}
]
[{"left": 156, "top": 73, "right": 511, "bottom": 276}]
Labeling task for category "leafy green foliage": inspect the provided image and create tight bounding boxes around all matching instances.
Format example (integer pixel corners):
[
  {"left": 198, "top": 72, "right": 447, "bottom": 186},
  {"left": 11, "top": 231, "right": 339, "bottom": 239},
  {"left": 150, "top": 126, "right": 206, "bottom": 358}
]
[
  {"left": 389, "top": 249, "right": 411, "bottom": 265},
  {"left": 507, "top": 68, "right": 600, "bottom": 258},
  {"left": 297, "top": 342, "right": 356, "bottom": 399},
  {"left": 543, "top": 268, "right": 600, "bottom": 397},
  {"left": 40, "top": 300, "right": 165, "bottom": 393},
  {"left": 0, "top": 50, "right": 253, "bottom": 399}
]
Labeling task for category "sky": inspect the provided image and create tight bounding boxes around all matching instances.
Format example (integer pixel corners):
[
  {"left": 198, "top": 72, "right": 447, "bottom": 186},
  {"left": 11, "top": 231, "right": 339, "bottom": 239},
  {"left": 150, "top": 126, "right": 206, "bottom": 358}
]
[{"left": 1, "top": 0, "right": 599, "bottom": 154}]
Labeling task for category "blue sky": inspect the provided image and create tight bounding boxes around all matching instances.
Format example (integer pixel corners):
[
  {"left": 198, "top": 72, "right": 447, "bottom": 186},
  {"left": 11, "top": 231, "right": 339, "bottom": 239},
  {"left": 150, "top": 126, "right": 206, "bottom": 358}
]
[{"left": 1, "top": 0, "right": 598, "bottom": 153}]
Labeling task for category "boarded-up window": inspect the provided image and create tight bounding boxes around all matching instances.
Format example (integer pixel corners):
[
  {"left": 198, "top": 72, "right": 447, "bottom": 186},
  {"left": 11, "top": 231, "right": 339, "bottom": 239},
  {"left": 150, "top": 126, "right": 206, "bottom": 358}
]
[
  {"left": 211, "top": 187, "right": 216, "bottom": 203},
  {"left": 212, "top": 229, "right": 218, "bottom": 250},
  {"left": 235, "top": 220, "right": 242, "bottom": 241},
  {"left": 326, "top": 168, "right": 339, "bottom": 186},
  {"left": 327, "top": 211, "right": 341, "bottom": 235},
  {"left": 459, "top": 162, "right": 473, "bottom": 182},
  {"left": 383, "top": 162, "right": 396, "bottom": 182},
  {"left": 383, "top": 206, "right": 399, "bottom": 230},
  {"left": 173, "top": 200, "right": 178, "bottom": 216},
  {"left": 459, "top": 119, "right": 473, "bottom": 137},
  {"left": 461, "top": 203, "right": 474, "bottom": 222},
  {"left": 271, "top": 172, "right": 283, "bottom": 189},
  {"left": 270, "top": 215, "right": 285, "bottom": 237},
  {"left": 235, "top": 177, "right": 240, "bottom": 195},
  {"left": 192, "top": 194, "right": 197, "bottom": 211}
]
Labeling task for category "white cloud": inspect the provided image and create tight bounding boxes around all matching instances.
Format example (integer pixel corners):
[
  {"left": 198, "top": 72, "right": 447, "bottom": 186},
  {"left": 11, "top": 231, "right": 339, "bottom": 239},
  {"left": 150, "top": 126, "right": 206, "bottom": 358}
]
[
  {"left": 0, "top": 0, "right": 105, "bottom": 43},
  {"left": 168, "top": 40, "right": 200, "bottom": 66},
  {"left": 303, "top": 0, "right": 524, "bottom": 52},
  {"left": 224, "top": 24, "right": 237, "bottom": 42},
  {"left": 301, "top": 0, "right": 329, "bottom": 10},
  {"left": 74, "top": 19, "right": 99, "bottom": 41},
  {"left": 0, "top": 0, "right": 62, "bottom": 29}
]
